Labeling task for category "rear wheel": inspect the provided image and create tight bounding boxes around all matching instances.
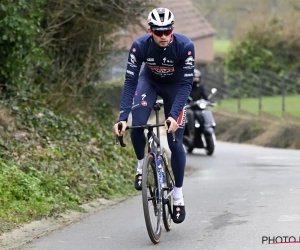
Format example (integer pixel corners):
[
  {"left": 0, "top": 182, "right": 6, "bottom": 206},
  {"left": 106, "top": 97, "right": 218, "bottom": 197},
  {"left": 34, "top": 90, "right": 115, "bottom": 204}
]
[
  {"left": 142, "top": 153, "right": 162, "bottom": 244},
  {"left": 161, "top": 148, "right": 174, "bottom": 231},
  {"left": 205, "top": 134, "right": 215, "bottom": 155}
]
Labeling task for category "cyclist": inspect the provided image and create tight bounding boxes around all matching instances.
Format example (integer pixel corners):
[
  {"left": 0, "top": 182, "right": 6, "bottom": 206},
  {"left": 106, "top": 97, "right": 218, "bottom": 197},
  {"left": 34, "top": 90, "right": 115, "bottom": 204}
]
[{"left": 113, "top": 7, "right": 195, "bottom": 224}]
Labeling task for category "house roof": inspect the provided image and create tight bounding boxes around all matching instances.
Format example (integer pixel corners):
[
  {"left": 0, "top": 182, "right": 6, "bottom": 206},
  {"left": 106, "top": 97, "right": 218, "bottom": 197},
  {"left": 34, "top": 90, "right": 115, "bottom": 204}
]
[
  {"left": 165, "top": 0, "right": 216, "bottom": 40},
  {"left": 116, "top": 0, "right": 216, "bottom": 50}
]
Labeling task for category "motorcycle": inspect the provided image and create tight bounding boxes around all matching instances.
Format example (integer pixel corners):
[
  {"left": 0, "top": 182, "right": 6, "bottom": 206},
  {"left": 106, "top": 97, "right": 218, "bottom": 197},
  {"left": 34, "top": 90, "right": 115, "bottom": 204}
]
[{"left": 183, "top": 88, "right": 217, "bottom": 155}]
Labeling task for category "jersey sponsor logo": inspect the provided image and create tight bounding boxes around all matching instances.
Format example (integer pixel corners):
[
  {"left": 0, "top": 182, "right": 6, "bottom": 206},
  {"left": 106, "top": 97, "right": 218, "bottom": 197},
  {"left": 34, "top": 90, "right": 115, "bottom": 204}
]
[
  {"left": 132, "top": 103, "right": 140, "bottom": 109},
  {"left": 185, "top": 56, "right": 194, "bottom": 65},
  {"left": 147, "top": 58, "right": 154, "bottom": 62},
  {"left": 148, "top": 65, "right": 174, "bottom": 76},
  {"left": 141, "top": 93, "right": 146, "bottom": 100},
  {"left": 146, "top": 62, "right": 156, "bottom": 66},
  {"left": 183, "top": 65, "right": 194, "bottom": 70},
  {"left": 161, "top": 57, "right": 174, "bottom": 67},
  {"left": 177, "top": 106, "right": 187, "bottom": 127},
  {"left": 184, "top": 73, "right": 193, "bottom": 77},
  {"left": 128, "top": 53, "right": 137, "bottom": 68},
  {"left": 130, "top": 53, "right": 136, "bottom": 64},
  {"left": 162, "top": 57, "right": 174, "bottom": 64},
  {"left": 126, "top": 70, "right": 134, "bottom": 75}
]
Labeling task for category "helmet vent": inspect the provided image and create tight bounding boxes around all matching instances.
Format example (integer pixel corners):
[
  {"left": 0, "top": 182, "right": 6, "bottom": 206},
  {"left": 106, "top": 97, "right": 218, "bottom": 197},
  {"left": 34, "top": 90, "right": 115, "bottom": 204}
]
[
  {"left": 159, "top": 14, "right": 164, "bottom": 22},
  {"left": 151, "top": 13, "right": 156, "bottom": 21}
]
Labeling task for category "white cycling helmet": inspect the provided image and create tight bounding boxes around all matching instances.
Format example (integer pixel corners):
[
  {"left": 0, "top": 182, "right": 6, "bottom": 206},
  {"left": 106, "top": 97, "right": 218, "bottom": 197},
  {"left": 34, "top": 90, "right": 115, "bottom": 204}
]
[{"left": 147, "top": 8, "right": 175, "bottom": 30}]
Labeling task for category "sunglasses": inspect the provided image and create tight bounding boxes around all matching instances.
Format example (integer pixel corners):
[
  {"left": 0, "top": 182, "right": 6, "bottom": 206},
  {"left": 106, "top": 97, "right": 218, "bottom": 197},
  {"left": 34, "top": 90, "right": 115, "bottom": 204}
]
[{"left": 152, "top": 29, "right": 173, "bottom": 37}]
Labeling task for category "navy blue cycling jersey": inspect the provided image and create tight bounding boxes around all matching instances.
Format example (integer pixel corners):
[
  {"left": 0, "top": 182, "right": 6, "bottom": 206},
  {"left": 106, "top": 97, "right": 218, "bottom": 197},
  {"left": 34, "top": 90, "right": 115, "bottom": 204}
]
[{"left": 119, "top": 32, "right": 195, "bottom": 122}]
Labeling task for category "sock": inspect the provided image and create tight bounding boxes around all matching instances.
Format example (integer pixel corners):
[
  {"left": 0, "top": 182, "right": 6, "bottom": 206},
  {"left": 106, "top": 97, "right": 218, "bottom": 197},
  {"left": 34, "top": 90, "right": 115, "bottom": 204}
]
[
  {"left": 136, "top": 158, "right": 144, "bottom": 174},
  {"left": 173, "top": 186, "right": 183, "bottom": 200}
]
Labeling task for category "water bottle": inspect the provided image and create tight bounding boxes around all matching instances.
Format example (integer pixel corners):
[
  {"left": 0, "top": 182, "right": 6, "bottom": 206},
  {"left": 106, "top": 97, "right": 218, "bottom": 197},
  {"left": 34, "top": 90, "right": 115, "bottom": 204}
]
[{"left": 157, "top": 159, "right": 165, "bottom": 186}]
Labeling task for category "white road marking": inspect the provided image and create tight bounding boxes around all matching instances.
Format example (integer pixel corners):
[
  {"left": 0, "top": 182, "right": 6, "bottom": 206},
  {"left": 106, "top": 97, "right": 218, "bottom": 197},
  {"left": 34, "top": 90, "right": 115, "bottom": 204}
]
[
  {"left": 278, "top": 215, "right": 300, "bottom": 221},
  {"left": 256, "top": 156, "right": 299, "bottom": 160}
]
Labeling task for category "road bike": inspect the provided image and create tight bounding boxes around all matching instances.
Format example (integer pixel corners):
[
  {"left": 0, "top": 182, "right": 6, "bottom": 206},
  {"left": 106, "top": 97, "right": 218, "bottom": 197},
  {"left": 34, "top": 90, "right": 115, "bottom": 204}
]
[{"left": 116, "top": 99, "right": 177, "bottom": 244}]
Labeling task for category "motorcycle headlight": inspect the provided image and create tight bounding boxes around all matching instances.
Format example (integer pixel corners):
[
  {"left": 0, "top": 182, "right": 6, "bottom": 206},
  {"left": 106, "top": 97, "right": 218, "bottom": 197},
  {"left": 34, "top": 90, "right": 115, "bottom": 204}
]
[{"left": 199, "top": 102, "right": 206, "bottom": 109}]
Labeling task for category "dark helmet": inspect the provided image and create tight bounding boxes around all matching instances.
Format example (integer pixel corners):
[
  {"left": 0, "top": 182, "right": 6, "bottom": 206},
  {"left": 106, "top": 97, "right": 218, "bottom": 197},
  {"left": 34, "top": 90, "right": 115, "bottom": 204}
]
[
  {"left": 194, "top": 69, "right": 201, "bottom": 78},
  {"left": 193, "top": 69, "right": 202, "bottom": 86}
]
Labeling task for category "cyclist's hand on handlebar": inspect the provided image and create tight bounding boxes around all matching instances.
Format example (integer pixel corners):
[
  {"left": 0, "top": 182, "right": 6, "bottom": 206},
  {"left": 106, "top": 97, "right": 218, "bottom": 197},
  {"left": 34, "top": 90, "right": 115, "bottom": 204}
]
[
  {"left": 165, "top": 116, "right": 179, "bottom": 133},
  {"left": 113, "top": 121, "right": 127, "bottom": 136}
]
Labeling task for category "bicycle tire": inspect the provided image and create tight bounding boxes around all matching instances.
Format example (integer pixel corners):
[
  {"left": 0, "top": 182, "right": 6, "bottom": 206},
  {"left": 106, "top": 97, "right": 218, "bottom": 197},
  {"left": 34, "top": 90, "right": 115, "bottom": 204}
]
[
  {"left": 161, "top": 148, "right": 174, "bottom": 231},
  {"left": 142, "top": 153, "right": 162, "bottom": 244}
]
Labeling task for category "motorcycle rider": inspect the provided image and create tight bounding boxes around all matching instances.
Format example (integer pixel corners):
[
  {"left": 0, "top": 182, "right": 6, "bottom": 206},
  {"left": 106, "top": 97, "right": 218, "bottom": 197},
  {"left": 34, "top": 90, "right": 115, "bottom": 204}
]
[
  {"left": 190, "top": 69, "right": 208, "bottom": 101},
  {"left": 185, "top": 69, "right": 208, "bottom": 146}
]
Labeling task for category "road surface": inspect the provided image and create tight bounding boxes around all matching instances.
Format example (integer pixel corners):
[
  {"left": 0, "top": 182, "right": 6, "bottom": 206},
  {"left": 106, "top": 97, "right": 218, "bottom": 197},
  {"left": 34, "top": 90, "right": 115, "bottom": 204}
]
[{"left": 20, "top": 137, "right": 300, "bottom": 250}]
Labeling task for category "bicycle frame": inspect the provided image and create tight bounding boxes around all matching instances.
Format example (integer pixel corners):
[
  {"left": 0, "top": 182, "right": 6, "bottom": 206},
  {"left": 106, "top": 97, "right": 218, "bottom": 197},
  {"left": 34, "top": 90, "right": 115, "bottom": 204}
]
[
  {"left": 145, "top": 106, "right": 174, "bottom": 202},
  {"left": 147, "top": 130, "right": 174, "bottom": 203},
  {"left": 116, "top": 100, "right": 176, "bottom": 202},
  {"left": 146, "top": 127, "right": 164, "bottom": 200}
]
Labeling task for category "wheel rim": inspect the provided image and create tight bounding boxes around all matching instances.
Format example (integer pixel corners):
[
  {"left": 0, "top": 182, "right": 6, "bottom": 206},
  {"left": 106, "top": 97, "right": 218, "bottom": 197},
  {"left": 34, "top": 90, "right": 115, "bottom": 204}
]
[{"left": 144, "top": 159, "right": 162, "bottom": 239}]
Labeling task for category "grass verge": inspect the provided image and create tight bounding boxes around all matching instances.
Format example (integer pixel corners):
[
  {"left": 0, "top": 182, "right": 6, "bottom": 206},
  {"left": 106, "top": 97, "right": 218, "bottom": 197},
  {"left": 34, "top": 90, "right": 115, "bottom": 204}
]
[
  {"left": 0, "top": 94, "right": 137, "bottom": 233},
  {"left": 217, "top": 95, "right": 300, "bottom": 117}
]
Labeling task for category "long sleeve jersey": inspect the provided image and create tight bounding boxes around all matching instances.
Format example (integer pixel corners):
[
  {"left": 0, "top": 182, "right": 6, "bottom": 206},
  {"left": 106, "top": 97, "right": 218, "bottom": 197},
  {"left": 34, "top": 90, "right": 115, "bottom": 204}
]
[{"left": 119, "top": 32, "right": 195, "bottom": 121}]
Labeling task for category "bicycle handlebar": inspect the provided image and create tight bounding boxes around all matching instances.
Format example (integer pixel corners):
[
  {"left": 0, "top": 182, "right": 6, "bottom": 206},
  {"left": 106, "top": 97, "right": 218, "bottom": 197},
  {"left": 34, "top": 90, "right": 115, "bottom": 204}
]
[
  {"left": 116, "top": 122, "right": 127, "bottom": 147},
  {"left": 115, "top": 120, "right": 178, "bottom": 147},
  {"left": 165, "top": 120, "right": 178, "bottom": 143}
]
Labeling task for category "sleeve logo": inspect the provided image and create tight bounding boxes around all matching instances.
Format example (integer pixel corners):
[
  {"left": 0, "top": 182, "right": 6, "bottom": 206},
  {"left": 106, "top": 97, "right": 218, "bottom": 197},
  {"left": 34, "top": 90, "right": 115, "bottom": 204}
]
[
  {"left": 130, "top": 53, "right": 136, "bottom": 64},
  {"left": 185, "top": 56, "right": 195, "bottom": 65}
]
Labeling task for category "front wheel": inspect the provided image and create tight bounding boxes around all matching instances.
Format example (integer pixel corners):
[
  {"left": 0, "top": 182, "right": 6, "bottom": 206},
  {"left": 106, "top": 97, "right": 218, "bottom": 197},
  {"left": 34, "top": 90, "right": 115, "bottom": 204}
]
[
  {"left": 205, "top": 134, "right": 215, "bottom": 156},
  {"left": 142, "top": 154, "right": 162, "bottom": 244}
]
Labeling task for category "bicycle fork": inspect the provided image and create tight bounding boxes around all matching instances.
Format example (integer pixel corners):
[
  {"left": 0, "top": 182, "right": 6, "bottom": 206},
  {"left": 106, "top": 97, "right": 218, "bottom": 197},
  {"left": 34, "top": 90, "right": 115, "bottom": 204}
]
[{"left": 161, "top": 157, "right": 174, "bottom": 217}]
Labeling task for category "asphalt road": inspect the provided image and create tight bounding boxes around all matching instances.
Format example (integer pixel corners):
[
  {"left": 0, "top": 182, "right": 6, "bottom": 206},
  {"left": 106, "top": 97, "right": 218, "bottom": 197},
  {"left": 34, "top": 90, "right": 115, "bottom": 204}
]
[{"left": 20, "top": 137, "right": 300, "bottom": 250}]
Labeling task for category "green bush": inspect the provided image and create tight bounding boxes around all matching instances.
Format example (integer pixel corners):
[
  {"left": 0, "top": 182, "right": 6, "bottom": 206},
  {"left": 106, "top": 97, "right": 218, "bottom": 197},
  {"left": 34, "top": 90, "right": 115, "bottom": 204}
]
[
  {"left": 0, "top": 0, "right": 49, "bottom": 91},
  {"left": 224, "top": 14, "right": 300, "bottom": 97},
  {"left": 226, "top": 40, "right": 273, "bottom": 73},
  {"left": 226, "top": 14, "right": 300, "bottom": 72}
]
